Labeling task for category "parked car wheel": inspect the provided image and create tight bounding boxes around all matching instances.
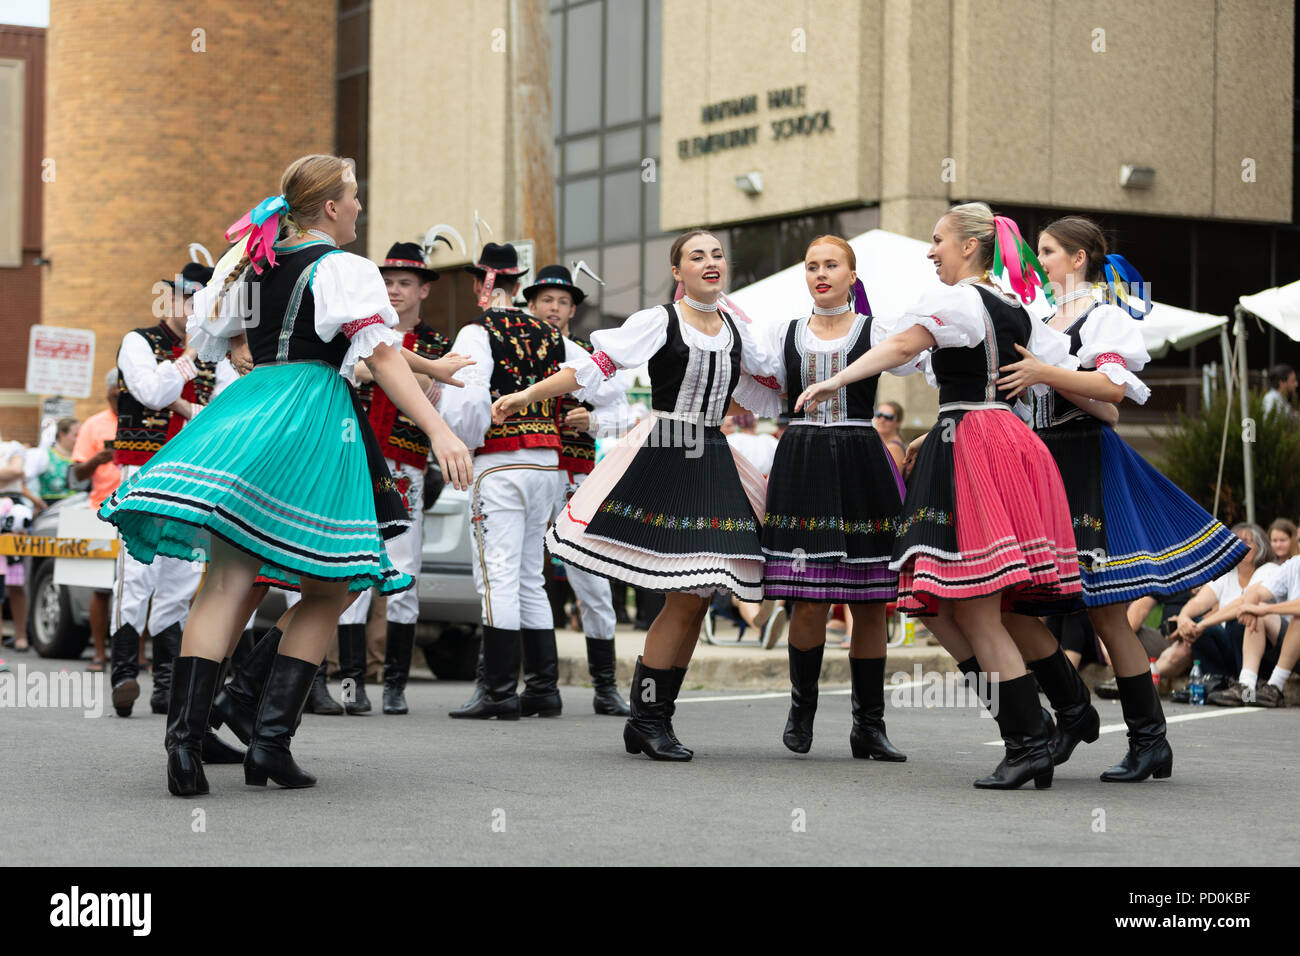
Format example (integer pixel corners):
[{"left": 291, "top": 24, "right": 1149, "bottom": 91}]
[{"left": 26, "top": 559, "right": 91, "bottom": 659}]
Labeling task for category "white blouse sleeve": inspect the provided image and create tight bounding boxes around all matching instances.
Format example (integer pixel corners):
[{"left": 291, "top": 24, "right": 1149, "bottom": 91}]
[
  {"left": 882, "top": 284, "right": 989, "bottom": 350},
  {"left": 731, "top": 317, "right": 786, "bottom": 418},
  {"left": 188, "top": 249, "right": 252, "bottom": 363},
  {"left": 310, "top": 252, "right": 404, "bottom": 384},
  {"left": 1077, "top": 304, "right": 1152, "bottom": 404},
  {"left": 119, "top": 331, "right": 191, "bottom": 410},
  {"left": 567, "top": 306, "right": 671, "bottom": 396},
  {"left": 869, "top": 312, "right": 930, "bottom": 379},
  {"left": 436, "top": 324, "right": 493, "bottom": 451},
  {"left": 1026, "top": 319, "right": 1082, "bottom": 401}
]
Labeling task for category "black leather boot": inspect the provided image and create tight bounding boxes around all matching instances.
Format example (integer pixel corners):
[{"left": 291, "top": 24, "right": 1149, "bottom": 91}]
[
  {"left": 448, "top": 642, "right": 487, "bottom": 717},
  {"left": 212, "top": 627, "right": 286, "bottom": 740},
  {"left": 110, "top": 624, "right": 141, "bottom": 717},
  {"left": 661, "top": 665, "right": 693, "bottom": 756},
  {"left": 586, "top": 637, "right": 630, "bottom": 716},
  {"left": 520, "top": 627, "right": 562, "bottom": 717},
  {"left": 165, "top": 656, "right": 222, "bottom": 796},
  {"left": 305, "top": 661, "right": 344, "bottom": 715},
  {"left": 149, "top": 622, "right": 182, "bottom": 714},
  {"left": 383, "top": 621, "right": 416, "bottom": 715},
  {"left": 1101, "top": 673, "right": 1173, "bottom": 782},
  {"left": 782, "top": 643, "right": 824, "bottom": 754},
  {"left": 623, "top": 657, "right": 692, "bottom": 761},
  {"left": 974, "top": 673, "right": 1055, "bottom": 790},
  {"left": 199, "top": 657, "right": 246, "bottom": 763},
  {"left": 336, "top": 623, "right": 371, "bottom": 714},
  {"left": 449, "top": 626, "right": 520, "bottom": 719},
  {"left": 244, "top": 654, "right": 320, "bottom": 789},
  {"left": 849, "top": 656, "right": 907, "bottom": 761},
  {"left": 957, "top": 655, "right": 1055, "bottom": 733},
  {"left": 1027, "top": 647, "right": 1100, "bottom": 765}
]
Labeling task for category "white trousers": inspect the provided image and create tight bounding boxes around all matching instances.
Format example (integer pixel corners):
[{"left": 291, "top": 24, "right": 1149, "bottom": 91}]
[
  {"left": 551, "top": 469, "right": 616, "bottom": 640},
  {"left": 339, "top": 458, "right": 425, "bottom": 626},
  {"left": 470, "top": 457, "right": 556, "bottom": 631},
  {"left": 111, "top": 464, "right": 203, "bottom": 634}
]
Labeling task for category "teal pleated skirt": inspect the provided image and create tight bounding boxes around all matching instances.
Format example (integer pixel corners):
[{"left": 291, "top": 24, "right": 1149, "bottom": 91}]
[{"left": 99, "top": 360, "right": 412, "bottom": 594}]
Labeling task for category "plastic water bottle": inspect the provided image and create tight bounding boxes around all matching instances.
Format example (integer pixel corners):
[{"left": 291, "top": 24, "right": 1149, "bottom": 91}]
[{"left": 1189, "top": 660, "right": 1206, "bottom": 706}]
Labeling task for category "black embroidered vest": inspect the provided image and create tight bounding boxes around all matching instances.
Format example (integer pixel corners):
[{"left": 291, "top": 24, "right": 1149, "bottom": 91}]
[
  {"left": 930, "top": 286, "right": 1033, "bottom": 407},
  {"left": 647, "top": 304, "right": 741, "bottom": 427},
  {"left": 476, "top": 308, "right": 563, "bottom": 454},
  {"left": 783, "top": 314, "right": 877, "bottom": 422},
  {"left": 245, "top": 242, "right": 350, "bottom": 368}
]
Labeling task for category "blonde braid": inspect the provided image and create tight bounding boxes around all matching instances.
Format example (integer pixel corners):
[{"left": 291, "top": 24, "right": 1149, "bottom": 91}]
[{"left": 212, "top": 251, "right": 252, "bottom": 321}]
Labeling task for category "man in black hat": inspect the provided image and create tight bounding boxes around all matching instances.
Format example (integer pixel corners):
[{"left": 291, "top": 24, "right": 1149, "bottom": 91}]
[
  {"left": 524, "top": 264, "right": 631, "bottom": 717},
  {"left": 442, "top": 244, "right": 621, "bottom": 720},
  {"left": 323, "top": 242, "right": 451, "bottom": 716},
  {"left": 108, "top": 261, "right": 232, "bottom": 734}
]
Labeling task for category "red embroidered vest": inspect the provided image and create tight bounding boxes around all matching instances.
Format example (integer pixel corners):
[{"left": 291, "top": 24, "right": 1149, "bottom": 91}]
[{"left": 358, "top": 323, "right": 451, "bottom": 468}]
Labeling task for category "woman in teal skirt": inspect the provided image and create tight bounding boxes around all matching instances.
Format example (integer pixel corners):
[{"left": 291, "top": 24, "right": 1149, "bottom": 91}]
[{"left": 99, "top": 154, "right": 473, "bottom": 796}]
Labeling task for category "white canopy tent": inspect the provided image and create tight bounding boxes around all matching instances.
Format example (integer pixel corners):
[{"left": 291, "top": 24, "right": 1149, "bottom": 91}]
[
  {"left": 727, "top": 229, "right": 1227, "bottom": 360},
  {"left": 1232, "top": 280, "right": 1300, "bottom": 524}
]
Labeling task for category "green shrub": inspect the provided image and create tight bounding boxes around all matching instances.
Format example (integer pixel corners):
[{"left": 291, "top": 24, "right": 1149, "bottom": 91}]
[{"left": 1157, "top": 390, "right": 1300, "bottom": 526}]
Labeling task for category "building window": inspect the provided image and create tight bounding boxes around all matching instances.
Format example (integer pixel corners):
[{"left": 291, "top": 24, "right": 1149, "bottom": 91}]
[
  {"left": 553, "top": 0, "right": 666, "bottom": 332},
  {"left": 337, "top": 1, "right": 369, "bottom": 255}
]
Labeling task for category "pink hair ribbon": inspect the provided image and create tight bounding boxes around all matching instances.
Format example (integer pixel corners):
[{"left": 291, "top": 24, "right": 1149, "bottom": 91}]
[
  {"left": 992, "top": 215, "right": 1053, "bottom": 306},
  {"left": 225, "top": 195, "right": 289, "bottom": 275}
]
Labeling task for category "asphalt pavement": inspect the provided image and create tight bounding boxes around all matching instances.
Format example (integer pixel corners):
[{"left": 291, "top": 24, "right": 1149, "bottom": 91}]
[{"left": 2, "top": 658, "right": 1296, "bottom": 866}]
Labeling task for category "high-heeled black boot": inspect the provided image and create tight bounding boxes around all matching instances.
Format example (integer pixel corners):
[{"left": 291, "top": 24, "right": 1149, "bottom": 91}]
[
  {"left": 957, "top": 655, "right": 1055, "bottom": 733},
  {"left": 849, "top": 656, "right": 907, "bottom": 761},
  {"left": 244, "top": 654, "right": 320, "bottom": 789},
  {"left": 782, "top": 643, "right": 824, "bottom": 753},
  {"left": 166, "top": 656, "right": 222, "bottom": 796},
  {"left": 520, "top": 627, "right": 562, "bottom": 717},
  {"left": 623, "top": 657, "right": 692, "bottom": 761},
  {"left": 212, "top": 626, "right": 285, "bottom": 741},
  {"left": 336, "top": 623, "right": 371, "bottom": 714},
  {"left": 663, "top": 666, "right": 693, "bottom": 757},
  {"left": 382, "top": 621, "right": 416, "bottom": 715},
  {"left": 110, "top": 624, "right": 141, "bottom": 717},
  {"left": 1027, "top": 647, "right": 1100, "bottom": 765},
  {"left": 449, "top": 626, "right": 520, "bottom": 719},
  {"left": 586, "top": 637, "right": 630, "bottom": 716},
  {"left": 1100, "top": 673, "right": 1173, "bottom": 782},
  {"left": 974, "top": 673, "right": 1054, "bottom": 790},
  {"left": 150, "top": 622, "right": 182, "bottom": 714}
]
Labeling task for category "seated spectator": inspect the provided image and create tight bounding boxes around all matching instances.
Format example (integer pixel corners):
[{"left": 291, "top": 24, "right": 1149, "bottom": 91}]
[
  {"left": 1267, "top": 518, "right": 1298, "bottom": 564},
  {"left": 1213, "top": 553, "right": 1300, "bottom": 707},
  {"left": 1158, "top": 524, "right": 1280, "bottom": 689}
]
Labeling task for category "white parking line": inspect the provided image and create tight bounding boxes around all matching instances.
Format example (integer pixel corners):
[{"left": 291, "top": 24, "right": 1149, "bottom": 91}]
[
  {"left": 982, "top": 705, "right": 1268, "bottom": 745},
  {"left": 678, "top": 682, "right": 926, "bottom": 704}
]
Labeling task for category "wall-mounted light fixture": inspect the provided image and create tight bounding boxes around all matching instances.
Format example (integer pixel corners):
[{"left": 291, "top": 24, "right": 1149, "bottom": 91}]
[
  {"left": 734, "top": 171, "right": 763, "bottom": 196},
  {"left": 1120, "top": 165, "right": 1156, "bottom": 189}
]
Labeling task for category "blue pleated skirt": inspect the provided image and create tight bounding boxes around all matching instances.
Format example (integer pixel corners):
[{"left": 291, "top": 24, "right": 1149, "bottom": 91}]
[{"left": 1037, "top": 419, "right": 1246, "bottom": 606}]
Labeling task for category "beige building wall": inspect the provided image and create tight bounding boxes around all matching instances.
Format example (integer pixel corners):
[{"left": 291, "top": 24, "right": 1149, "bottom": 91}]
[
  {"left": 662, "top": 0, "right": 1293, "bottom": 240},
  {"left": 368, "top": 0, "right": 557, "bottom": 272},
  {"left": 660, "top": 0, "right": 883, "bottom": 230}
]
